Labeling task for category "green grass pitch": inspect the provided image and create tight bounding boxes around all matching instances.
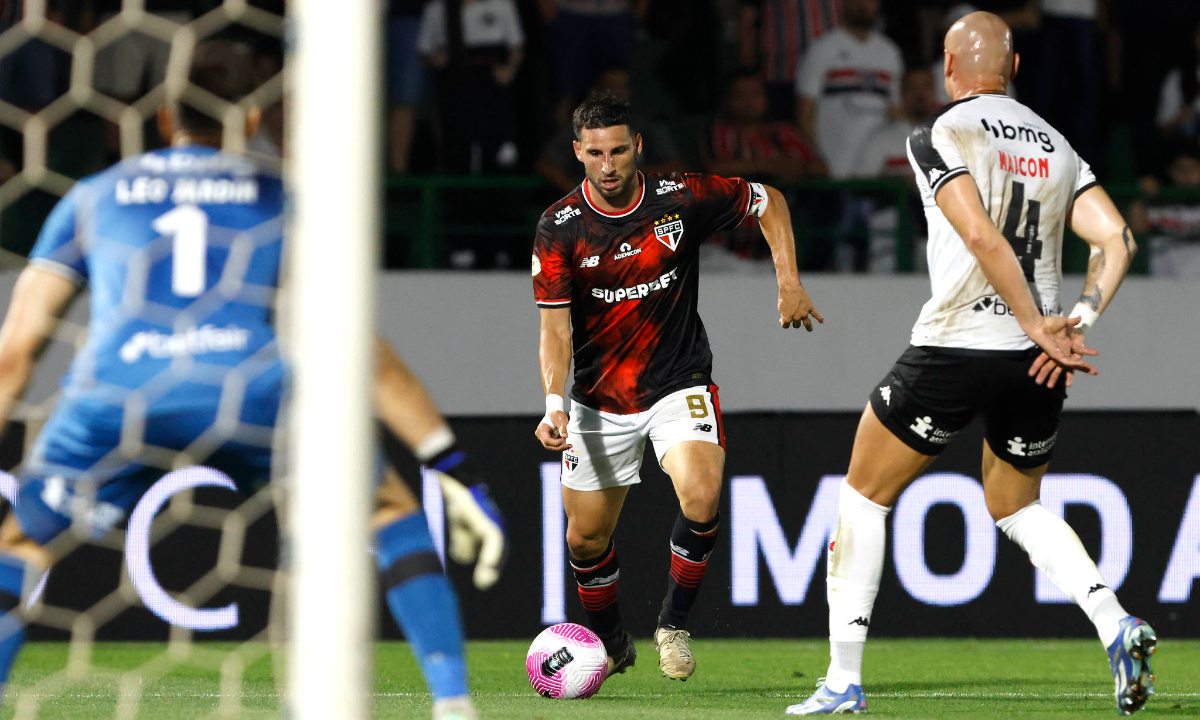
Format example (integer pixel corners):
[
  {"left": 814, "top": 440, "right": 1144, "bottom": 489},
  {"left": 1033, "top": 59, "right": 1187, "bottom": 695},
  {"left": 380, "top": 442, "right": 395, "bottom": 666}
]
[{"left": 1, "top": 638, "right": 1197, "bottom": 719}]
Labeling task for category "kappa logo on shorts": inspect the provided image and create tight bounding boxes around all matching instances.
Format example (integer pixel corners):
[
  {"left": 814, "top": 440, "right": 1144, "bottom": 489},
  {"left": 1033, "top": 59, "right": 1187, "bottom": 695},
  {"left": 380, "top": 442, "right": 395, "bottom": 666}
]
[
  {"left": 654, "top": 213, "right": 684, "bottom": 251},
  {"left": 563, "top": 451, "right": 579, "bottom": 472},
  {"left": 879, "top": 385, "right": 892, "bottom": 406},
  {"left": 693, "top": 423, "right": 713, "bottom": 433},
  {"left": 1007, "top": 434, "right": 1056, "bottom": 457}
]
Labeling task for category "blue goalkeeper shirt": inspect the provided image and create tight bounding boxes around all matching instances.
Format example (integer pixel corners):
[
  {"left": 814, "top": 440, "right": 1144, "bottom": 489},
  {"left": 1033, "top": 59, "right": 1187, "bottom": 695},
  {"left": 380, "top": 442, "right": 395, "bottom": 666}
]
[{"left": 27, "top": 144, "right": 285, "bottom": 444}]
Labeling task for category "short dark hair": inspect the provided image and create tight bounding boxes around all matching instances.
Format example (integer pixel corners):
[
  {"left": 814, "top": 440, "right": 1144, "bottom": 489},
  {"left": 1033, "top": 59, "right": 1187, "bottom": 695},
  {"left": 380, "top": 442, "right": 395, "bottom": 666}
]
[
  {"left": 175, "top": 39, "right": 256, "bottom": 134},
  {"left": 572, "top": 92, "right": 635, "bottom": 141}
]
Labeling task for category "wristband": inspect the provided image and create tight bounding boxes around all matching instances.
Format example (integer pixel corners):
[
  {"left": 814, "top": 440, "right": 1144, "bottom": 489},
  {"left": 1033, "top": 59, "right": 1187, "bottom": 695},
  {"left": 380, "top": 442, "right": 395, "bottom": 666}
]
[
  {"left": 414, "top": 425, "right": 456, "bottom": 463},
  {"left": 1068, "top": 303, "right": 1100, "bottom": 334},
  {"left": 541, "top": 394, "right": 565, "bottom": 437}
]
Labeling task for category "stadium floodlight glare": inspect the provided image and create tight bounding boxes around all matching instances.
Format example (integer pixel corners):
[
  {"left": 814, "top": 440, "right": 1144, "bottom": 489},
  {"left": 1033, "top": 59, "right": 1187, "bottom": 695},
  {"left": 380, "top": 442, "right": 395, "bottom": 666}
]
[{"left": 287, "top": 0, "right": 380, "bottom": 718}]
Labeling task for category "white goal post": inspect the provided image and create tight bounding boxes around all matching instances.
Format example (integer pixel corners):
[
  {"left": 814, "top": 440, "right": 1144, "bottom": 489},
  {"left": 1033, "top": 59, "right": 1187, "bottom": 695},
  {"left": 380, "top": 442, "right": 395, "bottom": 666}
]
[{"left": 286, "top": 0, "right": 381, "bottom": 718}]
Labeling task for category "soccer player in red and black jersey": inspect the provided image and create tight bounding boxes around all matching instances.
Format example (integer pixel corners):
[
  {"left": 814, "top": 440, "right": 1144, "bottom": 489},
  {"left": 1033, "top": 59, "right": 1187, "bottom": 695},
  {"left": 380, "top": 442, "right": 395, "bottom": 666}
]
[{"left": 532, "top": 93, "right": 823, "bottom": 681}]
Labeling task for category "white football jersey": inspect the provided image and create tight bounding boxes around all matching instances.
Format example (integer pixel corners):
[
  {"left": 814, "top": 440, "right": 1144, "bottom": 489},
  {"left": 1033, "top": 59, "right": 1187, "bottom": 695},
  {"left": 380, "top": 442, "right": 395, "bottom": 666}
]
[{"left": 906, "top": 93, "right": 1096, "bottom": 351}]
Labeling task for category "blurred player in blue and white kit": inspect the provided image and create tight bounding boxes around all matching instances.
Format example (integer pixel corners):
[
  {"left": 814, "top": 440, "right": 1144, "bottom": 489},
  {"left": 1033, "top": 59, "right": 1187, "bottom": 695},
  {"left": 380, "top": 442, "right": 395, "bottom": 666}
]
[{"left": 0, "top": 40, "right": 502, "bottom": 720}]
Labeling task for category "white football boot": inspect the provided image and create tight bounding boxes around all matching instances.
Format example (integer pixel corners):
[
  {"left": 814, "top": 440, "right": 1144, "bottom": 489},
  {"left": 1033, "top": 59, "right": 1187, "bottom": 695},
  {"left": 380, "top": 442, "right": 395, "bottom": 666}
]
[{"left": 654, "top": 627, "right": 696, "bottom": 681}]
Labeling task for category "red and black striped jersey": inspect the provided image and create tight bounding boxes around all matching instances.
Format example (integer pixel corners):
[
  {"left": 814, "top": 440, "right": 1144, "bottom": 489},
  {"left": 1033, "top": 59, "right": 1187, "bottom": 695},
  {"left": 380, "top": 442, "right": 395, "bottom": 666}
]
[{"left": 533, "top": 171, "right": 762, "bottom": 414}]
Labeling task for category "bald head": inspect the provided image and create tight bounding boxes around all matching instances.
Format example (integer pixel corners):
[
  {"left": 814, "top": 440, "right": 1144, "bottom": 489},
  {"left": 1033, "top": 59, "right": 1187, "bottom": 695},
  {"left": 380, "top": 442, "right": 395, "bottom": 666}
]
[{"left": 943, "top": 11, "right": 1017, "bottom": 100}]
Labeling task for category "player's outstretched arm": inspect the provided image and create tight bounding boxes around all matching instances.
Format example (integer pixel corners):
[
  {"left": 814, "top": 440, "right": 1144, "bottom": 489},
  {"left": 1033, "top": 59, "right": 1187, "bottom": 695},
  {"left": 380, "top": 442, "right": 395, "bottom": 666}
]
[
  {"left": 1028, "top": 185, "right": 1138, "bottom": 388},
  {"left": 0, "top": 266, "right": 79, "bottom": 430},
  {"left": 535, "top": 307, "right": 572, "bottom": 450},
  {"left": 757, "top": 184, "right": 823, "bottom": 331},
  {"left": 936, "top": 173, "right": 1097, "bottom": 374},
  {"left": 373, "top": 337, "right": 506, "bottom": 590}
]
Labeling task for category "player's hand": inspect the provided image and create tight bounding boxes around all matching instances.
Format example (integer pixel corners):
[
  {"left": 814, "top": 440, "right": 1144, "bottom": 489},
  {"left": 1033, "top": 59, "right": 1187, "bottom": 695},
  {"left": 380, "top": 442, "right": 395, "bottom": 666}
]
[
  {"left": 1021, "top": 316, "right": 1097, "bottom": 377},
  {"left": 1029, "top": 332, "right": 1085, "bottom": 389},
  {"left": 535, "top": 410, "right": 571, "bottom": 451},
  {"left": 778, "top": 283, "right": 824, "bottom": 331},
  {"left": 433, "top": 470, "right": 508, "bottom": 591}
]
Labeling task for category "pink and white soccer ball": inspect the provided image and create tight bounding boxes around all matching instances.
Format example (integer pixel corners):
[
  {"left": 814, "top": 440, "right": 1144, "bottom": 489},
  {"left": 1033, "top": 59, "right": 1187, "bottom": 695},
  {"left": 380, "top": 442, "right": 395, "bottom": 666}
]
[{"left": 526, "top": 622, "right": 608, "bottom": 699}]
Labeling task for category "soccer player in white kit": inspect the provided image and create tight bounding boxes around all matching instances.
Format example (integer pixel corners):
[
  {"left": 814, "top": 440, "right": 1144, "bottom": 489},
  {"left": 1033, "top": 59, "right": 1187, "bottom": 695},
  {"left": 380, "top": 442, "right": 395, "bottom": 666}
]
[{"left": 786, "top": 12, "right": 1156, "bottom": 717}]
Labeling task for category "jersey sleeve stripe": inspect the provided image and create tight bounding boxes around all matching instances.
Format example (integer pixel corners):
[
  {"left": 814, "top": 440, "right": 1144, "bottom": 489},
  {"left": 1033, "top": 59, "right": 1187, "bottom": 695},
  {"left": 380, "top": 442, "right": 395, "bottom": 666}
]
[
  {"left": 536, "top": 299, "right": 571, "bottom": 307},
  {"left": 28, "top": 258, "right": 85, "bottom": 286},
  {"left": 931, "top": 167, "right": 970, "bottom": 198},
  {"left": 1074, "top": 180, "right": 1099, "bottom": 199}
]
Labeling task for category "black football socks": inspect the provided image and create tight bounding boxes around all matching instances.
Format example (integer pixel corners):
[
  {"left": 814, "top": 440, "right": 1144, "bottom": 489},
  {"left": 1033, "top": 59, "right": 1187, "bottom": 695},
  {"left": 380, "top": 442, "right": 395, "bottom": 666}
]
[
  {"left": 570, "top": 539, "right": 626, "bottom": 656},
  {"left": 658, "top": 511, "right": 720, "bottom": 630}
]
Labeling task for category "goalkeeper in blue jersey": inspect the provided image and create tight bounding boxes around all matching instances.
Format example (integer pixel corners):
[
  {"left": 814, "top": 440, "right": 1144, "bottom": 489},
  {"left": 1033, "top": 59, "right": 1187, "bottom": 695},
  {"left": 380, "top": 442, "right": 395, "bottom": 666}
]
[{"left": 0, "top": 40, "right": 503, "bottom": 720}]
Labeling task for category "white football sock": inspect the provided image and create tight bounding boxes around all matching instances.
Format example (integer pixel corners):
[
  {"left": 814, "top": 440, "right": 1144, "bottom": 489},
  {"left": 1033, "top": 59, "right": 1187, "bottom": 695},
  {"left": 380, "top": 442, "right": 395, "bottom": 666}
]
[
  {"left": 825, "top": 480, "right": 889, "bottom": 691},
  {"left": 996, "top": 500, "right": 1127, "bottom": 647},
  {"left": 825, "top": 641, "right": 864, "bottom": 693}
]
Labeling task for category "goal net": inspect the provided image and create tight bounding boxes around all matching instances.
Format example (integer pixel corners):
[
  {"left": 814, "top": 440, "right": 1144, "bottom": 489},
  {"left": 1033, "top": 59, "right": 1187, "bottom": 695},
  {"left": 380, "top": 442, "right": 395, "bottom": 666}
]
[{"left": 0, "top": 1, "right": 377, "bottom": 718}]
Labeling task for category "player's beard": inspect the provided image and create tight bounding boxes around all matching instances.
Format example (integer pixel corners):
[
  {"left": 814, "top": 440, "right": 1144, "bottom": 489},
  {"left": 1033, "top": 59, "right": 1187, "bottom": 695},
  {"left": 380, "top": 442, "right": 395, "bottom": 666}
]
[{"left": 589, "top": 168, "right": 635, "bottom": 204}]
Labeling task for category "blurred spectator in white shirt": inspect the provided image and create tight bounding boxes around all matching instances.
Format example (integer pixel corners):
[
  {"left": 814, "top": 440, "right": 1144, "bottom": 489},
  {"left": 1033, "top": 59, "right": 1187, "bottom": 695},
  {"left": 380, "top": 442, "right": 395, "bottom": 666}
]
[
  {"left": 794, "top": 0, "right": 902, "bottom": 179},
  {"left": 852, "top": 67, "right": 938, "bottom": 272},
  {"left": 419, "top": 0, "right": 524, "bottom": 173}
]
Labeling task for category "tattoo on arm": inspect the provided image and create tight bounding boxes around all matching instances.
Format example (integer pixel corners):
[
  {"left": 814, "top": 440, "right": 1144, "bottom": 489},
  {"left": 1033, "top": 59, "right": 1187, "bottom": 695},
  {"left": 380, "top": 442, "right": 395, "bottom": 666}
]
[
  {"left": 1080, "top": 285, "right": 1103, "bottom": 311},
  {"left": 1122, "top": 225, "right": 1135, "bottom": 256},
  {"left": 1078, "top": 246, "right": 1105, "bottom": 311}
]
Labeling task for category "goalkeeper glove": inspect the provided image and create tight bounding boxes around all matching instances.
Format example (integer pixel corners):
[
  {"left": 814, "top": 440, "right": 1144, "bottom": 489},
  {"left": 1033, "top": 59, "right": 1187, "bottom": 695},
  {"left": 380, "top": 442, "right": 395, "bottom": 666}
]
[{"left": 428, "top": 449, "right": 507, "bottom": 591}]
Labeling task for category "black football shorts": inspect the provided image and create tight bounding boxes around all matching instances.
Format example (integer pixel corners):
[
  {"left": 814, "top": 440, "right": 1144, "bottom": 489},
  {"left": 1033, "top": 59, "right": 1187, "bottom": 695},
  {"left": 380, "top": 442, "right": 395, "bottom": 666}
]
[{"left": 868, "top": 345, "right": 1067, "bottom": 469}]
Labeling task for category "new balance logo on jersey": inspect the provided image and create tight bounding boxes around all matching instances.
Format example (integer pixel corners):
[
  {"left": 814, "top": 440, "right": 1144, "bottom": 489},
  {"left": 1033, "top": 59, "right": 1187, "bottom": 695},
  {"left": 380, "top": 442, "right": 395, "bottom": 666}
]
[
  {"left": 693, "top": 423, "right": 712, "bottom": 433},
  {"left": 849, "top": 616, "right": 870, "bottom": 627},
  {"left": 580, "top": 255, "right": 600, "bottom": 268},
  {"left": 119, "top": 325, "right": 250, "bottom": 363},
  {"left": 614, "top": 242, "right": 642, "bottom": 260},
  {"left": 656, "top": 178, "right": 686, "bottom": 195},
  {"left": 654, "top": 213, "right": 684, "bottom": 251},
  {"left": 980, "top": 118, "right": 1055, "bottom": 152},
  {"left": 1007, "top": 434, "right": 1056, "bottom": 458},
  {"left": 554, "top": 205, "right": 581, "bottom": 225},
  {"left": 591, "top": 269, "right": 678, "bottom": 303},
  {"left": 563, "top": 452, "right": 579, "bottom": 472},
  {"left": 927, "top": 167, "right": 945, "bottom": 185},
  {"left": 879, "top": 386, "right": 892, "bottom": 406},
  {"left": 1087, "top": 583, "right": 1109, "bottom": 597}
]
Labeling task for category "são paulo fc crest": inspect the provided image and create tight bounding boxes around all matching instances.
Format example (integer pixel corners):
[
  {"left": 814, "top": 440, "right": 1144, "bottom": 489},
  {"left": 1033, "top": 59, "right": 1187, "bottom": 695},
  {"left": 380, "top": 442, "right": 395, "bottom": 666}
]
[
  {"left": 654, "top": 213, "right": 684, "bottom": 252},
  {"left": 563, "top": 451, "right": 579, "bottom": 473}
]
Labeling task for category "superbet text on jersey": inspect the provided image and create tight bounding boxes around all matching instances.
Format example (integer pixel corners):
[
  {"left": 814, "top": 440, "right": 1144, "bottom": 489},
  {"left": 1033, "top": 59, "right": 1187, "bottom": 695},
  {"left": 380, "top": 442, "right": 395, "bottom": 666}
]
[
  {"left": 532, "top": 172, "right": 767, "bottom": 415},
  {"left": 907, "top": 93, "right": 1097, "bottom": 351}
]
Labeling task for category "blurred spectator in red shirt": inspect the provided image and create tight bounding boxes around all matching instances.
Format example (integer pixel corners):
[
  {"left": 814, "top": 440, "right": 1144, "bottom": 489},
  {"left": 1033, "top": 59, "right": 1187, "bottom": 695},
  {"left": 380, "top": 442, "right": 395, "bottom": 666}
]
[
  {"left": 737, "top": 0, "right": 841, "bottom": 122},
  {"left": 700, "top": 71, "right": 822, "bottom": 259},
  {"left": 702, "top": 70, "right": 824, "bottom": 183}
]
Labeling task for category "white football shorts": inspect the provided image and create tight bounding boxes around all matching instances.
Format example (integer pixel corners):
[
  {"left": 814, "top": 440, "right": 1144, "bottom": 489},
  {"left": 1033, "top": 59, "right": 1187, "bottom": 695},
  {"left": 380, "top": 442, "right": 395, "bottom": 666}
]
[{"left": 559, "top": 385, "right": 725, "bottom": 492}]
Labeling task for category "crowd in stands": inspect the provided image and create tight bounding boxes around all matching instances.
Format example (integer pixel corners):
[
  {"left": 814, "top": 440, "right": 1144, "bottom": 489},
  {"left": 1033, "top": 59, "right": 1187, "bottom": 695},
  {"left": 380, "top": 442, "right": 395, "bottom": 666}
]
[{"left": 0, "top": 0, "right": 1199, "bottom": 275}]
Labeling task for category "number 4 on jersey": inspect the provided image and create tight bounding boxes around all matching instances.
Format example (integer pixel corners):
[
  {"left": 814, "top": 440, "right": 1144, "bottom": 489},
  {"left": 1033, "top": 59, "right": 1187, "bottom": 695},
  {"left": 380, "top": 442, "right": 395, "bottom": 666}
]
[
  {"left": 152, "top": 204, "right": 209, "bottom": 297},
  {"left": 1002, "top": 181, "right": 1041, "bottom": 282}
]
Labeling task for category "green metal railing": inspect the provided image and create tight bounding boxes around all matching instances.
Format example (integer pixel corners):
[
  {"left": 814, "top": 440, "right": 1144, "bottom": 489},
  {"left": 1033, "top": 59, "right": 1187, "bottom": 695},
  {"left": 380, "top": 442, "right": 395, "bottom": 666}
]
[{"left": 386, "top": 174, "right": 1200, "bottom": 273}]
